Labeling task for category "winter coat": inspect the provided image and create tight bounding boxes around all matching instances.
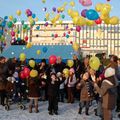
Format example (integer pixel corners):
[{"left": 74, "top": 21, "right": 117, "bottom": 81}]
[
  {"left": 77, "top": 79, "right": 94, "bottom": 102},
  {"left": 56, "top": 62, "right": 66, "bottom": 73},
  {"left": 28, "top": 77, "right": 40, "bottom": 98},
  {"left": 94, "top": 76, "right": 117, "bottom": 110}
]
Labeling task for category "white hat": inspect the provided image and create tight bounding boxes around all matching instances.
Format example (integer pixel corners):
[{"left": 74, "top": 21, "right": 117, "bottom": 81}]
[
  {"left": 104, "top": 67, "right": 115, "bottom": 78},
  {"left": 56, "top": 72, "right": 62, "bottom": 77}
]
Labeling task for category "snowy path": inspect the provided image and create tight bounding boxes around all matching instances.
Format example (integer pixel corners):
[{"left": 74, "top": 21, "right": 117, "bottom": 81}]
[{"left": 0, "top": 101, "right": 119, "bottom": 120}]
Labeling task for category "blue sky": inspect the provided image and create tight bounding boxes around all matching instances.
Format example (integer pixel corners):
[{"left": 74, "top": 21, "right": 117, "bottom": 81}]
[{"left": 0, "top": 0, "right": 120, "bottom": 21}]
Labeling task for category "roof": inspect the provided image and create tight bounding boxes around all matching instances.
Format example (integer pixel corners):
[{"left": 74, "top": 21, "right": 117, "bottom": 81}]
[{"left": 0, "top": 45, "right": 75, "bottom": 59}]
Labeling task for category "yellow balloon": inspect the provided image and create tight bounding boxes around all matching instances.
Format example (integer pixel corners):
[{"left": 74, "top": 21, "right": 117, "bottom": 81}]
[
  {"left": 54, "top": 14, "right": 60, "bottom": 21},
  {"left": 26, "top": 42, "right": 32, "bottom": 49},
  {"left": 89, "top": 56, "right": 100, "bottom": 71},
  {"left": 86, "top": 20, "right": 95, "bottom": 26},
  {"left": 71, "top": 10, "right": 79, "bottom": 18},
  {"left": 42, "top": 0, "right": 46, "bottom": 3},
  {"left": 9, "top": 16, "right": 13, "bottom": 21},
  {"left": 63, "top": 2, "right": 67, "bottom": 7},
  {"left": 19, "top": 53, "right": 26, "bottom": 62},
  {"left": 70, "top": 1, "right": 75, "bottom": 7},
  {"left": 67, "top": 60, "right": 74, "bottom": 68},
  {"left": 77, "top": 16, "right": 86, "bottom": 26},
  {"left": 35, "top": 17, "right": 39, "bottom": 22},
  {"left": 63, "top": 68, "right": 69, "bottom": 77},
  {"left": 36, "top": 50, "right": 41, "bottom": 55},
  {"left": 16, "top": 10, "right": 21, "bottom": 16},
  {"left": 29, "top": 60, "right": 35, "bottom": 68},
  {"left": 30, "top": 70, "right": 38, "bottom": 78},
  {"left": 59, "top": 20, "right": 63, "bottom": 25},
  {"left": 72, "top": 42, "right": 79, "bottom": 51},
  {"left": 109, "top": 16, "right": 119, "bottom": 25},
  {"left": 67, "top": 9, "right": 73, "bottom": 15},
  {"left": 101, "top": 4, "right": 111, "bottom": 16},
  {"left": 100, "top": 13, "right": 109, "bottom": 20},
  {"left": 104, "top": 17, "right": 110, "bottom": 25},
  {"left": 95, "top": 3, "right": 103, "bottom": 12},
  {"left": 45, "top": 13, "right": 50, "bottom": 20}
]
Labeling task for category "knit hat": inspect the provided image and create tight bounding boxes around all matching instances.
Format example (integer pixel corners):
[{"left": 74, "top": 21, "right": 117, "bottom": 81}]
[
  {"left": 104, "top": 67, "right": 115, "bottom": 78},
  {"left": 69, "top": 68, "right": 75, "bottom": 74}
]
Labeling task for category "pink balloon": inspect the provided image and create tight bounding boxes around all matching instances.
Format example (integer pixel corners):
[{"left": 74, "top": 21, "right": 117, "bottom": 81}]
[
  {"left": 23, "top": 67, "right": 30, "bottom": 78},
  {"left": 11, "top": 31, "right": 15, "bottom": 36},
  {"left": 20, "top": 71, "right": 26, "bottom": 79},
  {"left": 76, "top": 26, "right": 81, "bottom": 32},
  {"left": 79, "top": 0, "right": 92, "bottom": 6},
  {"left": 49, "top": 55, "right": 57, "bottom": 65}
]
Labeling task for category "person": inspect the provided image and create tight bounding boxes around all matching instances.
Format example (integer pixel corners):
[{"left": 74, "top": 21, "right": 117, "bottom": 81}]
[
  {"left": 65, "top": 68, "right": 76, "bottom": 103},
  {"left": 94, "top": 67, "right": 117, "bottom": 120},
  {"left": 47, "top": 72, "right": 65, "bottom": 115},
  {"left": 57, "top": 72, "right": 65, "bottom": 102},
  {"left": 76, "top": 72, "right": 94, "bottom": 115},
  {"left": 28, "top": 71, "right": 40, "bottom": 113}
]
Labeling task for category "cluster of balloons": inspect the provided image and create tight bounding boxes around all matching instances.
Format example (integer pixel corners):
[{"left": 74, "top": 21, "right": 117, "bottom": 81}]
[
  {"left": 20, "top": 67, "right": 30, "bottom": 79},
  {"left": 95, "top": 3, "right": 119, "bottom": 25}
]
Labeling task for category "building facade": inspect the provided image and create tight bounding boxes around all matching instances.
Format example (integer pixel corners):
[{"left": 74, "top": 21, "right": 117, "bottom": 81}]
[{"left": 16, "top": 21, "right": 120, "bottom": 57}]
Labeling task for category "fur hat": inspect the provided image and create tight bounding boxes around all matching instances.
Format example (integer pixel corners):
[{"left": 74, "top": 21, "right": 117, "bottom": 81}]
[{"left": 104, "top": 67, "right": 115, "bottom": 78}]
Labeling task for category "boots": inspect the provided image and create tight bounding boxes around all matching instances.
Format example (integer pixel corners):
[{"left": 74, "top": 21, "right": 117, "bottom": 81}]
[
  {"left": 29, "top": 105, "right": 32, "bottom": 113},
  {"left": 35, "top": 105, "right": 39, "bottom": 113},
  {"left": 85, "top": 108, "right": 89, "bottom": 116},
  {"left": 78, "top": 108, "right": 82, "bottom": 114}
]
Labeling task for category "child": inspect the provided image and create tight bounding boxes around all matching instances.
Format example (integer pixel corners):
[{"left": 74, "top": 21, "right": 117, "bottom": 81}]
[
  {"left": 57, "top": 72, "right": 65, "bottom": 102},
  {"left": 76, "top": 72, "right": 94, "bottom": 115},
  {"left": 65, "top": 68, "right": 76, "bottom": 103},
  {"left": 47, "top": 72, "right": 64, "bottom": 115},
  {"left": 28, "top": 70, "right": 40, "bottom": 113}
]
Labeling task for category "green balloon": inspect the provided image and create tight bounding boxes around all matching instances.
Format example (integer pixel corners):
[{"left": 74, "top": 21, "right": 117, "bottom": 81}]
[
  {"left": 44, "top": 18, "right": 47, "bottom": 21},
  {"left": 0, "top": 34, "right": 2, "bottom": 39},
  {"left": 13, "top": 18, "right": 17, "bottom": 23},
  {"left": 21, "top": 20, "right": 24, "bottom": 25},
  {"left": 7, "top": 21, "right": 13, "bottom": 28},
  {"left": 23, "top": 24, "right": 28, "bottom": 29},
  {"left": 17, "top": 30, "right": 20, "bottom": 34},
  {"left": 27, "top": 27, "right": 30, "bottom": 30},
  {"left": 1, "top": 35, "right": 5, "bottom": 42},
  {"left": 61, "top": 14, "right": 65, "bottom": 19}
]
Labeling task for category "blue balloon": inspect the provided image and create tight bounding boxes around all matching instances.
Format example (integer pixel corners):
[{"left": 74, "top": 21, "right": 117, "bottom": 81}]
[
  {"left": 36, "top": 26, "right": 40, "bottom": 30},
  {"left": 43, "top": 47, "right": 48, "bottom": 53},
  {"left": 86, "top": 9, "right": 99, "bottom": 20},
  {"left": 4, "top": 16, "right": 8, "bottom": 20},
  {"left": 1, "top": 21, "right": 6, "bottom": 27},
  {"left": 0, "top": 30, "right": 3, "bottom": 35},
  {"left": 32, "top": 13, "right": 36, "bottom": 18}
]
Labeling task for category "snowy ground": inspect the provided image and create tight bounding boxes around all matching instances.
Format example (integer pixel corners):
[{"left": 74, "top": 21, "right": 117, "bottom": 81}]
[{"left": 0, "top": 101, "right": 119, "bottom": 120}]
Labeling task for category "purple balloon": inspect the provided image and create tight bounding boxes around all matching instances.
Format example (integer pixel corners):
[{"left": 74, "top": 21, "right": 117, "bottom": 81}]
[
  {"left": 27, "top": 11, "right": 32, "bottom": 17},
  {"left": 45, "top": 22, "right": 48, "bottom": 27},
  {"left": 52, "top": 7, "right": 56, "bottom": 12},
  {"left": 81, "top": 9, "right": 88, "bottom": 18}
]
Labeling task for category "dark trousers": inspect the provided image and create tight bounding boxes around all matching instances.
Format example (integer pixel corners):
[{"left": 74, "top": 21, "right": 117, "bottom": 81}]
[
  {"left": 67, "top": 87, "right": 74, "bottom": 103},
  {"left": 48, "top": 95, "right": 58, "bottom": 112},
  {"left": 0, "top": 90, "right": 6, "bottom": 106},
  {"left": 103, "top": 108, "right": 112, "bottom": 120},
  {"left": 79, "top": 101, "right": 90, "bottom": 111},
  {"left": 59, "top": 89, "right": 64, "bottom": 102}
]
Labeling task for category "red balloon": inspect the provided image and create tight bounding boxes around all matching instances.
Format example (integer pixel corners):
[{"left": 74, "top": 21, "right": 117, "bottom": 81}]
[
  {"left": 54, "top": 34, "right": 58, "bottom": 38},
  {"left": 68, "top": 31, "right": 71, "bottom": 34},
  {"left": 95, "top": 18, "right": 102, "bottom": 24},
  {"left": 49, "top": 55, "right": 57, "bottom": 65},
  {"left": 25, "top": 36, "right": 28, "bottom": 41},
  {"left": 11, "top": 31, "right": 15, "bottom": 36},
  {"left": 23, "top": 67, "right": 30, "bottom": 78},
  {"left": 20, "top": 71, "right": 26, "bottom": 79}
]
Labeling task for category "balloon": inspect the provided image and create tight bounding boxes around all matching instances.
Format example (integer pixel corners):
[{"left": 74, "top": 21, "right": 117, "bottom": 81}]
[
  {"left": 104, "top": 17, "right": 110, "bottom": 25},
  {"left": 7, "top": 21, "right": 13, "bottom": 28},
  {"left": 30, "top": 70, "right": 38, "bottom": 78},
  {"left": 23, "top": 24, "right": 28, "bottom": 29},
  {"left": 45, "top": 13, "right": 50, "bottom": 20},
  {"left": 29, "top": 60, "right": 35, "bottom": 68},
  {"left": 86, "top": 9, "right": 99, "bottom": 20},
  {"left": 21, "top": 20, "right": 24, "bottom": 25},
  {"left": 86, "top": 20, "right": 95, "bottom": 26},
  {"left": 89, "top": 56, "right": 100, "bottom": 71},
  {"left": 11, "top": 31, "right": 15, "bottom": 36},
  {"left": 49, "top": 55, "right": 57, "bottom": 65},
  {"left": 35, "top": 17, "right": 39, "bottom": 22},
  {"left": 101, "top": 4, "right": 111, "bottom": 16},
  {"left": 70, "top": 1, "right": 75, "bottom": 7},
  {"left": 63, "top": 68, "right": 69, "bottom": 77},
  {"left": 66, "top": 34, "right": 69, "bottom": 38},
  {"left": 36, "top": 50, "right": 41, "bottom": 55},
  {"left": 4, "top": 16, "right": 8, "bottom": 20},
  {"left": 25, "top": 36, "right": 28, "bottom": 41},
  {"left": 20, "top": 71, "right": 26, "bottom": 79},
  {"left": 109, "top": 16, "right": 119, "bottom": 25},
  {"left": 72, "top": 42, "right": 79, "bottom": 51},
  {"left": 32, "top": 13, "right": 36, "bottom": 18},
  {"left": 81, "top": 9, "right": 88, "bottom": 18},
  {"left": 95, "top": 3, "right": 103, "bottom": 12},
  {"left": 75, "top": 16, "right": 86, "bottom": 26},
  {"left": 79, "top": 0, "right": 92, "bottom": 6},
  {"left": 54, "top": 34, "right": 58, "bottom": 38},
  {"left": 26, "top": 42, "right": 32, "bottom": 48},
  {"left": 23, "top": 67, "right": 30, "bottom": 78},
  {"left": 100, "top": 14, "right": 109, "bottom": 20},
  {"left": 43, "top": 47, "right": 48, "bottom": 53},
  {"left": 71, "top": 10, "right": 79, "bottom": 18},
  {"left": 67, "top": 60, "right": 74, "bottom": 68},
  {"left": 95, "top": 18, "right": 102, "bottom": 24},
  {"left": 45, "top": 22, "right": 48, "bottom": 27},
  {"left": 9, "top": 16, "right": 13, "bottom": 21},
  {"left": 52, "top": 7, "right": 56, "bottom": 12},
  {"left": 16, "top": 10, "right": 21, "bottom": 16},
  {"left": 27, "top": 10, "right": 32, "bottom": 17},
  {"left": 76, "top": 26, "right": 81, "bottom": 32},
  {"left": 42, "top": 0, "right": 46, "bottom": 3},
  {"left": 59, "top": 20, "right": 63, "bottom": 25},
  {"left": 19, "top": 53, "right": 26, "bottom": 62},
  {"left": 61, "top": 14, "right": 65, "bottom": 19},
  {"left": 13, "top": 18, "right": 17, "bottom": 23}
]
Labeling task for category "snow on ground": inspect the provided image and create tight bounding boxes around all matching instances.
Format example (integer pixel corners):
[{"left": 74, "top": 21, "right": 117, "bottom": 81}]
[{"left": 0, "top": 101, "right": 119, "bottom": 120}]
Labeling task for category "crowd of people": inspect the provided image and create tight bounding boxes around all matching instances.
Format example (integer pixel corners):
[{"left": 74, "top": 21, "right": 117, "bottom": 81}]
[{"left": 0, "top": 53, "right": 120, "bottom": 120}]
